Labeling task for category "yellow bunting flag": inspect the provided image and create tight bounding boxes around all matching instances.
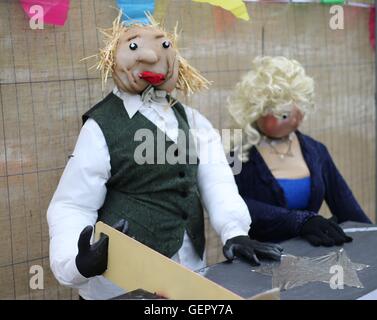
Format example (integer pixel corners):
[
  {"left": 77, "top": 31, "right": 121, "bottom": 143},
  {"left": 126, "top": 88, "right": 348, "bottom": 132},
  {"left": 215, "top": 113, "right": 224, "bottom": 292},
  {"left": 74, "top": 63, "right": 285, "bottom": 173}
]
[{"left": 192, "top": 0, "right": 250, "bottom": 21}]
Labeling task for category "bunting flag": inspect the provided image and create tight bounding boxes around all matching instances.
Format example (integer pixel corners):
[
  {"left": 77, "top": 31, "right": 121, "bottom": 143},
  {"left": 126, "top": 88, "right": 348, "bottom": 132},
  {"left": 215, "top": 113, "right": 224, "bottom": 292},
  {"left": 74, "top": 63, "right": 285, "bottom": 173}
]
[
  {"left": 116, "top": 0, "right": 155, "bottom": 24},
  {"left": 369, "top": 7, "right": 375, "bottom": 50},
  {"left": 243, "top": 0, "right": 373, "bottom": 7},
  {"left": 19, "top": 0, "right": 70, "bottom": 26},
  {"left": 193, "top": 0, "right": 250, "bottom": 21},
  {"left": 213, "top": 6, "right": 236, "bottom": 32}
]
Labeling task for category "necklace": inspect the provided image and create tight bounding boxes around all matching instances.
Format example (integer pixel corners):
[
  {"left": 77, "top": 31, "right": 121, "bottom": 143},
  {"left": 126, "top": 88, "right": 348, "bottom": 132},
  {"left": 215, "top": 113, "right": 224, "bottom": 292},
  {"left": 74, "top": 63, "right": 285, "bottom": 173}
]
[{"left": 260, "top": 134, "right": 294, "bottom": 159}]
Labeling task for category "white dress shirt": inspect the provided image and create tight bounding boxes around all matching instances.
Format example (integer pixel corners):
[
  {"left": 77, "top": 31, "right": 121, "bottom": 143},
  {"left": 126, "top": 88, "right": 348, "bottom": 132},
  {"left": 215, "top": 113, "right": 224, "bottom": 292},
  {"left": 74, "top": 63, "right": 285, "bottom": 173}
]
[{"left": 47, "top": 87, "right": 251, "bottom": 300}]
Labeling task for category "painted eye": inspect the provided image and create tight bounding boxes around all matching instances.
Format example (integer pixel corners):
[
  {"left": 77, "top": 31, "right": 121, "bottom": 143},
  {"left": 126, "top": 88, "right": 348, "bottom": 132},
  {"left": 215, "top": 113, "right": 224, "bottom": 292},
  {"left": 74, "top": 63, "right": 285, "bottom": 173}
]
[
  {"left": 129, "top": 42, "right": 138, "bottom": 50},
  {"left": 162, "top": 41, "right": 171, "bottom": 49},
  {"left": 273, "top": 112, "right": 290, "bottom": 120},
  {"left": 282, "top": 113, "right": 289, "bottom": 120}
]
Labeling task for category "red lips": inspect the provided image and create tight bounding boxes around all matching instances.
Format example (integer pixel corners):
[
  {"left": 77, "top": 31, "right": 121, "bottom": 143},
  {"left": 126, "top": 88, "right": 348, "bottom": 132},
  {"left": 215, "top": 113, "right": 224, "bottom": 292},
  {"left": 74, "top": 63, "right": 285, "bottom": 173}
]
[{"left": 139, "top": 71, "right": 166, "bottom": 85}]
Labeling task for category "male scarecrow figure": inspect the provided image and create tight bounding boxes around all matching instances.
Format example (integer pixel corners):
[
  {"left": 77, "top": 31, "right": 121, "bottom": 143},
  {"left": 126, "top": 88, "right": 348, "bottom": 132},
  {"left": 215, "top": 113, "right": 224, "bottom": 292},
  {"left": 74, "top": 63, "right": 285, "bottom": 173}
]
[{"left": 47, "top": 13, "right": 282, "bottom": 300}]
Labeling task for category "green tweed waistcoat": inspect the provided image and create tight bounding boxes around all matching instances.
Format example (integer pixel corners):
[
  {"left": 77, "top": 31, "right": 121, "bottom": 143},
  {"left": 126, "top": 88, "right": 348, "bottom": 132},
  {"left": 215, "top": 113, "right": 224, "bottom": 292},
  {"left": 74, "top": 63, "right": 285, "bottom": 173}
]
[{"left": 82, "top": 92, "right": 205, "bottom": 259}]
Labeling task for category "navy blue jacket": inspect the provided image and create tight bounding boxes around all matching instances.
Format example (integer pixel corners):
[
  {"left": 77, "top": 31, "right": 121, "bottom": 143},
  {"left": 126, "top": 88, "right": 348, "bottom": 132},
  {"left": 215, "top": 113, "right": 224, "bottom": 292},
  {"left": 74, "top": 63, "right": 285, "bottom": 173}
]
[{"left": 233, "top": 131, "right": 372, "bottom": 242}]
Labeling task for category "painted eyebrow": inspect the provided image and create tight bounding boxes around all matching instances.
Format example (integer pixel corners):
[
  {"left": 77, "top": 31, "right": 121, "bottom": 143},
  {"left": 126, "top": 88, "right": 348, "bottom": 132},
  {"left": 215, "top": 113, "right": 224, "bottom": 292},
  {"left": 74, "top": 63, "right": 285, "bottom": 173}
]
[
  {"left": 126, "top": 33, "right": 165, "bottom": 41},
  {"left": 126, "top": 34, "right": 140, "bottom": 42}
]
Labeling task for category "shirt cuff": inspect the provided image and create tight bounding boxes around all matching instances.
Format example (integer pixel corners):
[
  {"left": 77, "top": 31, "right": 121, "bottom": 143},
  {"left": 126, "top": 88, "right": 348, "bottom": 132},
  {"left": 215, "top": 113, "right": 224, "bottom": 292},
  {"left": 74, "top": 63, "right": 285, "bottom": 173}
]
[
  {"left": 52, "top": 256, "right": 90, "bottom": 288},
  {"left": 220, "top": 223, "right": 249, "bottom": 245},
  {"left": 70, "top": 258, "right": 91, "bottom": 285}
]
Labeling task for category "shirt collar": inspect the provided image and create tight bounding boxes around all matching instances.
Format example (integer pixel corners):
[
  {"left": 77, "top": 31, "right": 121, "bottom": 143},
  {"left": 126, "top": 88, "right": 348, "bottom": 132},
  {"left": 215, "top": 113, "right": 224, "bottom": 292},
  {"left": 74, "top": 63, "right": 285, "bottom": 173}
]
[
  {"left": 113, "top": 86, "right": 169, "bottom": 119},
  {"left": 112, "top": 86, "right": 144, "bottom": 119},
  {"left": 113, "top": 86, "right": 170, "bottom": 120}
]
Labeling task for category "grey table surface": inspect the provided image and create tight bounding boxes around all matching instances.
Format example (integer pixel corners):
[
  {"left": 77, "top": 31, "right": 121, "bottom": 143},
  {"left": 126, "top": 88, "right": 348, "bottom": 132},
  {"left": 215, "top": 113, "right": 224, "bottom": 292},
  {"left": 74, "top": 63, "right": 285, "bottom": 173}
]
[{"left": 201, "top": 222, "right": 377, "bottom": 300}]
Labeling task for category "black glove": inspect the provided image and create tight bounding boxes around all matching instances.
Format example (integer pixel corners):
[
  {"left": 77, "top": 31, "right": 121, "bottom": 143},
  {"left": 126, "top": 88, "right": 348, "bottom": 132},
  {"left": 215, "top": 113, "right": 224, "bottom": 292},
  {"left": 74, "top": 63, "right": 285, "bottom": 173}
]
[
  {"left": 223, "top": 236, "right": 283, "bottom": 266},
  {"left": 75, "top": 219, "right": 129, "bottom": 278},
  {"left": 299, "top": 215, "right": 352, "bottom": 247}
]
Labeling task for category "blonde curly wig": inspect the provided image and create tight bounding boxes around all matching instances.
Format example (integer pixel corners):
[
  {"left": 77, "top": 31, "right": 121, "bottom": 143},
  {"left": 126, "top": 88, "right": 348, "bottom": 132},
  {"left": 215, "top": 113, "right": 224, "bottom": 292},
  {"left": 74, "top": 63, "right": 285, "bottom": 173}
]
[{"left": 227, "top": 56, "right": 315, "bottom": 162}]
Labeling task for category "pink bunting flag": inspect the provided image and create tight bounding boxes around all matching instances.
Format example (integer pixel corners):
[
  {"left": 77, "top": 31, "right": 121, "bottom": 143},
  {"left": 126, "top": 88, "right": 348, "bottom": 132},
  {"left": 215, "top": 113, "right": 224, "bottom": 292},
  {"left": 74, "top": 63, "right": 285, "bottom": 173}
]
[
  {"left": 369, "top": 7, "right": 375, "bottom": 50},
  {"left": 213, "top": 6, "right": 236, "bottom": 33},
  {"left": 20, "top": 0, "right": 70, "bottom": 26}
]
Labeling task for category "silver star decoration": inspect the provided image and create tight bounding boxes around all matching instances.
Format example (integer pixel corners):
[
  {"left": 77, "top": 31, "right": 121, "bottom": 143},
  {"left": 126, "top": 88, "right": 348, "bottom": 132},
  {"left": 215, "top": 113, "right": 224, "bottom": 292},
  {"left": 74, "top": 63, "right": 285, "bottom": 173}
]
[{"left": 252, "top": 249, "right": 369, "bottom": 291}]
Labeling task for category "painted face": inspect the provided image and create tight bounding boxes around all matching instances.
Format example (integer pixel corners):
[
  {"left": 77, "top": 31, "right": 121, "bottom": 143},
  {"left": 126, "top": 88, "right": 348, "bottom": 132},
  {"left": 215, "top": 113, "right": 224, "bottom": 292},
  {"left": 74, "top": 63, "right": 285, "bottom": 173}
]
[
  {"left": 113, "top": 26, "right": 179, "bottom": 94},
  {"left": 257, "top": 106, "right": 304, "bottom": 138}
]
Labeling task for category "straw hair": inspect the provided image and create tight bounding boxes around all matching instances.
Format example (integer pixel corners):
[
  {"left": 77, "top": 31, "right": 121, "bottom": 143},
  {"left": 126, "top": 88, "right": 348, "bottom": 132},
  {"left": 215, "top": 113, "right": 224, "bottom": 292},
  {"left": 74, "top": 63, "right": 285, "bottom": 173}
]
[{"left": 84, "top": 10, "right": 211, "bottom": 95}]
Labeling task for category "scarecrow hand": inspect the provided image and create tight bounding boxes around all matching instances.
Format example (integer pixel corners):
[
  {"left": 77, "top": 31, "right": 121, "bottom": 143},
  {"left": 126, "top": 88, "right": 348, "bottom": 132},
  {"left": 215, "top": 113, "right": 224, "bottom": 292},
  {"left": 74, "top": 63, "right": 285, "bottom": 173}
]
[
  {"left": 299, "top": 215, "right": 352, "bottom": 247},
  {"left": 75, "top": 219, "right": 129, "bottom": 278},
  {"left": 223, "top": 236, "right": 283, "bottom": 266}
]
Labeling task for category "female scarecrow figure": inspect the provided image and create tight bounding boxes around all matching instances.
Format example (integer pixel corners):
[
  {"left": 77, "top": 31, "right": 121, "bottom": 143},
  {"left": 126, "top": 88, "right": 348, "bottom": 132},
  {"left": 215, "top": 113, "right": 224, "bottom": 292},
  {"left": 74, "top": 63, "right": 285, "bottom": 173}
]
[{"left": 227, "top": 56, "right": 371, "bottom": 247}]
